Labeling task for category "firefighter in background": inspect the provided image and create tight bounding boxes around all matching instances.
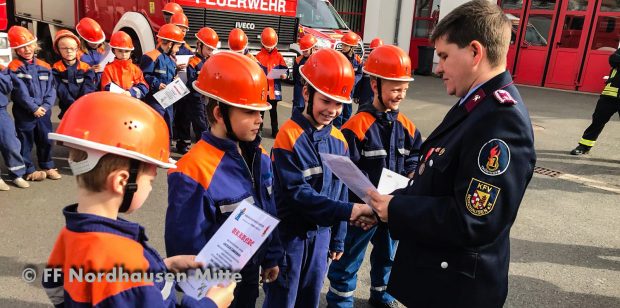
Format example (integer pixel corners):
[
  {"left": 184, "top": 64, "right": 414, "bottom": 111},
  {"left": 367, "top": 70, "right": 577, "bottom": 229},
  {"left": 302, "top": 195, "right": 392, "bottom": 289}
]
[
  {"left": 570, "top": 47, "right": 620, "bottom": 155},
  {"left": 162, "top": 2, "right": 183, "bottom": 23},
  {"left": 228, "top": 28, "right": 259, "bottom": 62},
  {"left": 140, "top": 24, "right": 185, "bottom": 142},
  {"left": 7, "top": 26, "right": 60, "bottom": 181},
  {"left": 166, "top": 52, "right": 282, "bottom": 308},
  {"left": 76, "top": 17, "right": 106, "bottom": 87},
  {"left": 52, "top": 30, "right": 96, "bottom": 119},
  {"left": 0, "top": 63, "right": 29, "bottom": 190},
  {"left": 353, "top": 37, "right": 384, "bottom": 108},
  {"left": 327, "top": 45, "right": 422, "bottom": 308},
  {"left": 43, "top": 92, "right": 235, "bottom": 308},
  {"left": 100, "top": 31, "right": 149, "bottom": 99},
  {"left": 263, "top": 48, "right": 377, "bottom": 308},
  {"left": 292, "top": 34, "right": 318, "bottom": 115},
  {"left": 334, "top": 31, "right": 363, "bottom": 128},
  {"left": 175, "top": 27, "right": 218, "bottom": 154},
  {"left": 256, "top": 27, "right": 288, "bottom": 138},
  {"left": 169, "top": 12, "right": 194, "bottom": 57}
]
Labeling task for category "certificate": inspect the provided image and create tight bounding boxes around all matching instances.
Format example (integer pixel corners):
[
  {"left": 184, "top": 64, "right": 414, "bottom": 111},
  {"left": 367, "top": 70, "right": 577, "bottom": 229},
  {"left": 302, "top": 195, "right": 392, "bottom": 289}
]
[
  {"left": 99, "top": 47, "right": 115, "bottom": 69},
  {"left": 108, "top": 82, "right": 125, "bottom": 94},
  {"left": 320, "top": 153, "right": 377, "bottom": 204},
  {"left": 266, "top": 68, "right": 288, "bottom": 79},
  {"left": 178, "top": 201, "right": 279, "bottom": 300},
  {"left": 153, "top": 78, "right": 190, "bottom": 108},
  {"left": 377, "top": 168, "right": 411, "bottom": 195},
  {"left": 175, "top": 55, "right": 192, "bottom": 66}
]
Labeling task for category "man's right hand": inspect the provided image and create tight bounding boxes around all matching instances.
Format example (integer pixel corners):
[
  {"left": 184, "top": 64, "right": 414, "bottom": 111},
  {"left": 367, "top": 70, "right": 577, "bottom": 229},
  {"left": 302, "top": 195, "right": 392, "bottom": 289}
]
[
  {"left": 205, "top": 281, "right": 236, "bottom": 308},
  {"left": 350, "top": 203, "right": 377, "bottom": 230}
]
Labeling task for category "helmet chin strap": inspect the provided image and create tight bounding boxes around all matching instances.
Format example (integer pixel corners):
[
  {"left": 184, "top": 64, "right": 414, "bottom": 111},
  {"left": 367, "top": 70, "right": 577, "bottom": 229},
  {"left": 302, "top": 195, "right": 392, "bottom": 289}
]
[
  {"left": 305, "top": 86, "right": 319, "bottom": 125},
  {"left": 119, "top": 159, "right": 140, "bottom": 213},
  {"left": 376, "top": 78, "right": 390, "bottom": 110},
  {"left": 218, "top": 102, "right": 240, "bottom": 141}
]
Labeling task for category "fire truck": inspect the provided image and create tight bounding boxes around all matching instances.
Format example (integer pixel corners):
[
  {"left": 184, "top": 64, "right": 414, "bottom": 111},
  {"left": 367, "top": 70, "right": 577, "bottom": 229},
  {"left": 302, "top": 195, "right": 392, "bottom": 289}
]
[{"left": 7, "top": 0, "right": 359, "bottom": 73}]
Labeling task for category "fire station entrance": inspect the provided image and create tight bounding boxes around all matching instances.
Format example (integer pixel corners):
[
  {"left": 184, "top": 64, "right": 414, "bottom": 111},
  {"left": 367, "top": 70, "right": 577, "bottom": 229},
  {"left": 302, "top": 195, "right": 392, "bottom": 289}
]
[{"left": 500, "top": 0, "right": 620, "bottom": 93}]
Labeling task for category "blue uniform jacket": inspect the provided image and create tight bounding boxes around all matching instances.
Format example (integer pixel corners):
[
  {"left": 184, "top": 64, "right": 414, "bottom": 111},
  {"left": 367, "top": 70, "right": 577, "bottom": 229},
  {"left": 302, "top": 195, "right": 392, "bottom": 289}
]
[
  {"left": 186, "top": 54, "right": 205, "bottom": 101},
  {"left": 43, "top": 204, "right": 217, "bottom": 308},
  {"left": 176, "top": 43, "right": 194, "bottom": 56},
  {"left": 386, "top": 71, "right": 536, "bottom": 307},
  {"left": 344, "top": 53, "right": 363, "bottom": 97},
  {"left": 0, "top": 66, "right": 13, "bottom": 108},
  {"left": 166, "top": 131, "right": 282, "bottom": 269},
  {"left": 80, "top": 47, "right": 105, "bottom": 87},
  {"left": 341, "top": 103, "right": 422, "bottom": 203},
  {"left": 271, "top": 112, "right": 354, "bottom": 252},
  {"left": 8, "top": 57, "right": 56, "bottom": 122},
  {"left": 140, "top": 48, "right": 177, "bottom": 105},
  {"left": 52, "top": 60, "right": 96, "bottom": 119},
  {"left": 292, "top": 55, "right": 308, "bottom": 107}
]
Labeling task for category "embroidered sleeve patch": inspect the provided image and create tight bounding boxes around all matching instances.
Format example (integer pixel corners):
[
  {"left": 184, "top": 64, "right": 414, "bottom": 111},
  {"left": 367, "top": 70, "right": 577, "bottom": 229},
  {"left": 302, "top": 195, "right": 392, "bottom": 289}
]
[
  {"left": 478, "top": 139, "right": 510, "bottom": 176},
  {"left": 465, "top": 178, "right": 501, "bottom": 216},
  {"left": 493, "top": 89, "right": 517, "bottom": 105}
]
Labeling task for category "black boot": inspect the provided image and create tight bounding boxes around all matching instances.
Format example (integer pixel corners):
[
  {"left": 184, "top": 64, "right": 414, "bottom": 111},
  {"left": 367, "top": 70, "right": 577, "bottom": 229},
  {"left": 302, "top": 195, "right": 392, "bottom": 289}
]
[{"left": 570, "top": 144, "right": 591, "bottom": 155}]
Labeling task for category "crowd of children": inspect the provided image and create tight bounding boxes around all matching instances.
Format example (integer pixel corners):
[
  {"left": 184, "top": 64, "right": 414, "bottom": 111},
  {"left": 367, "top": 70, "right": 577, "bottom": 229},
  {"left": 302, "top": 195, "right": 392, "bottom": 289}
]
[{"left": 0, "top": 5, "right": 420, "bottom": 308}]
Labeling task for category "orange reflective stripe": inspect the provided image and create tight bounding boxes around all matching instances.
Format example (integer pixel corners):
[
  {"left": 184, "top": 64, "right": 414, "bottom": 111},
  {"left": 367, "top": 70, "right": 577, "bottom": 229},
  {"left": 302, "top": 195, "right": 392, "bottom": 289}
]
[
  {"left": 341, "top": 111, "right": 375, "bottom": 141},
  {"left": 169, "top": 140, "right": 225, "bottom": 190},
  {"left": 330, "top": 126, "right": 348, "bottom": 150},
  {"left": 397, "top": 113, "right": 416, "bottom": 137},
  {"left": 273, "top": 120, "right": 304, "bottom": 153},
  {"left": 53, "top": 61, "right": 68, "bottom": 73}
]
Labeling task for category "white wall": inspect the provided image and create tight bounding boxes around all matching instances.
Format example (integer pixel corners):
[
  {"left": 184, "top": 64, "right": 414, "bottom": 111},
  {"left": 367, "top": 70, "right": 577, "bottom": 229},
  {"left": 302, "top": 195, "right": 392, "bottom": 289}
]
[{"left": 363, "top": 0, "right": 414, "bottom": 53}]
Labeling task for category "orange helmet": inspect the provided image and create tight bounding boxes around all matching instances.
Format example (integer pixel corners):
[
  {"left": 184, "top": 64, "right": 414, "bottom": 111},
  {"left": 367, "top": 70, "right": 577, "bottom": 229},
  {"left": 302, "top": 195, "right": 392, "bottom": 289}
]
[
  {"left": 228, "top": 28, "right": 248, "bottom": 52},
  {"left": 109, "top": 31, "right": 134, "bottom": 51},
  {"left": 363, "top": 45, "right": 414, "bottom": 81},
  {"left": 163, "top": 2, "right": 183, "bottom": 15},
  {"left": 341, "top": 32, "right": 360, "bottom": 47},
  {"left": 76, "top": 18, "right": 105, "bottom": 44},
  {"left": 48, "top": 92, "right": 175, "bottom": 175},
  {"left": 260, "top": 27, "right": 278, "bottom": 49},
  {"left": 53, "top": 30, "right": 80, "bottom": 54},
  {"left": 300, "top": 48, "right": 355, "bottom": 104},
  {"left": 299, "top": 34, "right": 317, "bottom": 52},
  {"left": 369, "top": 37, "right": 384, "bottom": 49},
  {"left": 8, "top": 26, "right": 37, "bottom": 49},
  {"left": 193, "top": 51, "right": 270, "bottom": 111},
  {"left": 196, "top": 27, "right": 219, "bottom": 49},
  {"left": 157, "top": 24, "right": 185, "bottom": 44},
  {"left": 170, "top": 12, "right": 189, "bottom": 29}
]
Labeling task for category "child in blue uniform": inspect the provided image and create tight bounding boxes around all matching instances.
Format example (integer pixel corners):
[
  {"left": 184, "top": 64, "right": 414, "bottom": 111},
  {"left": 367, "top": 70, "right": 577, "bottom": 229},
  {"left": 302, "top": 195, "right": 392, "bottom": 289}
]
[
  {"left": 292, "top": 34, "right": 318, "bottom": 115},
  {"left": 43, "top": 92, "right": 235, "bottom": 308},
  {"left": 76, "top": 17, "right": 107, "bottom": 88},
  {"left": 334, "top": 32, "right": 363, "bottom": 128},
  {"left": 166, "top": 51, "right": 282, "bottom": 308},
  {"left": 263, "top": 48, "right": 376, "bottom": 308},
  {"left": 7, "top": 26, "right": 60, "bottom": 181}
]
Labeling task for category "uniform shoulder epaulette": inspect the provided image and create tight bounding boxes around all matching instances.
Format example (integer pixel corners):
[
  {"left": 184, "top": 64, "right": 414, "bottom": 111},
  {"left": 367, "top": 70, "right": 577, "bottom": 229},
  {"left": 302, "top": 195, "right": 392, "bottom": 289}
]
[
  {"left": 144, "top": 49, "right": 161, "bottom": 61},
  {"left": 493, "top": 89, "right": 517, "bottom": 105},
  {"left": 188, "top": 56, "right": 202, "bottom": 67},
  {"left": 8, "top": 59, "right": 23, "bottom": 71},
  {"left": 52, "top": 60, "right": 66, "bottom": 72}
]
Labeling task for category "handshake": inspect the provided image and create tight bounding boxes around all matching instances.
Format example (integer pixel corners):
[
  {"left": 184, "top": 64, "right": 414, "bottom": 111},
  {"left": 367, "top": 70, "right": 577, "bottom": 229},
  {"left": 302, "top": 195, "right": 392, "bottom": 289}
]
[{"left": 349, "top": 203, "right": 378, "bottom": 230}]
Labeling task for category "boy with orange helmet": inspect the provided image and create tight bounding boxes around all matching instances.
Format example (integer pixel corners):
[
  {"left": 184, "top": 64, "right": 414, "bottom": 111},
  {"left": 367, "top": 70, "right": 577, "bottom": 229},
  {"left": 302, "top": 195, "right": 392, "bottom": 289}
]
[
  {"left": 175, "top": 27, "right": 219, "bottom": 154},
  {"left": 42, "top": 92, "right": 235, "bottom": 307},
  {"left": 228, "top": 28, "right": 259, "bottom": 62},
  {"left": 166, "top": 52, "right": 282, "bottom": 308},
  {"left": 263, "top": 48, "right": 376, "bottom": 308},
  {"left": 140, "top": 24, "right": 186, "bottom": 141},
  {"left": 292, "top": 34, "right": 318, "bottom": 115},
  {"left": 163, "top": 2, "right": 184, "bottom": 23},
  {"left": 354, "top": 37, "right": 384, "bottom": 108},
  {"left": 7, "top": 26, "right": 60, "bottom": 181},
  {"left": 327, "top": 45, "right": 422, "bottom": 308},
  {"left": 52, "top": 30, "right": 96, "bottom": 119},
  {"left": 334, "top": 31, "right": 363, "bottom": 128},
  {"left": 256, "top": 27, "right": 288, "bottom": 138},
  {"left": 100, "top": 31, "right": 149, "bottom": 99},
  {"left": 76, "top": 17, "right": 107, "bottom": 87},
  {"left": 169, "top": 12, "right": 194, "bottom": 56}
]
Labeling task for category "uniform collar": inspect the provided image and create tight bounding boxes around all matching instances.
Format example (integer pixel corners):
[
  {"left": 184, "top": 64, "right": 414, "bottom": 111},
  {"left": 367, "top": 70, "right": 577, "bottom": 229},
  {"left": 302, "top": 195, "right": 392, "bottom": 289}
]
[
  {"left": 358, "top": 102, "right": 399, "bottom": 122},
  {"left": 292, "top": 111, "right": 332, "bottom": 141},
  {"left": 201, "top": 130, "right": 262, "bottom": 155},
  {"left": 63, "top": 204, "right": 145, "bottom": 242},
  {"left": 460, "top": 71, "right": 513, "bottom": 113}
]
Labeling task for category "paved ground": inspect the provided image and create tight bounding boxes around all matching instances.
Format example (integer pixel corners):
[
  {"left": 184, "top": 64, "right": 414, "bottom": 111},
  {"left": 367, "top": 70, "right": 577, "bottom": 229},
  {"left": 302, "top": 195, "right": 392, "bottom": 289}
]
[{"left": 1, "top": 75, "right": 619, "bottom": 307}]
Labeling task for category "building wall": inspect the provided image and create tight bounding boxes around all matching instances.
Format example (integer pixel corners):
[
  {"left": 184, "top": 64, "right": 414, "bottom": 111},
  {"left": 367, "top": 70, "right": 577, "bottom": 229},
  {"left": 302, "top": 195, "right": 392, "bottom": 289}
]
[{"left": 363, "top": 0, "right": 414, "bottom": 53}]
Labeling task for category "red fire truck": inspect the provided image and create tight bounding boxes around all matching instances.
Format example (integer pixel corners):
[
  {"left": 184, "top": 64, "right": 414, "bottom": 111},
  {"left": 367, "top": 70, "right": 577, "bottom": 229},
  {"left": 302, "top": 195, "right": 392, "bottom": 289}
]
[{"left": 8, "top": 0, "right": 358, "bottom": 72}]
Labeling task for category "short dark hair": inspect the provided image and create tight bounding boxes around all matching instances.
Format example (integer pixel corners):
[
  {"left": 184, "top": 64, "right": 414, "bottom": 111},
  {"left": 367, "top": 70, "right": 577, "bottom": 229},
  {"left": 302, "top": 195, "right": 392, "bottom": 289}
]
[
  {"left": 431, "top": 0, "right": 511, "bottom": 67},
  {"left": 205, "top": 97, "right": 219, "bottom": 125}
]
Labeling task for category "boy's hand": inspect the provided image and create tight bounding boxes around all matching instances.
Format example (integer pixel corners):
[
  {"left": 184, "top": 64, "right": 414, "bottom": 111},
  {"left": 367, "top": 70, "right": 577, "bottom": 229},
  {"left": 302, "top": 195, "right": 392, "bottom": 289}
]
[
  {"left": 329, "top": 251, "right": 344, "bottom": 261},
  {"left": 206, "top": 281, "right": 236, "bottom": 308},
  {"left": 159, "top": 83, "right": 167, "bottom": 90},
  {"left": 260, "top": 265, "right": 279, "bottom": 283},
  {"left": 91, "top": 64, "right": 104, "bottom": 73},
  {"left": 350, "top": 203, "right": 377, "bottom": 230},
  {"left": 33, "top": 107, "right": 46, "bottom": 117},
  {"left": 163, "top": 255, "right": 204, "bottom": 273},
  {"left": 280, "top": 74, "right": 287, "bottom": 79},
  {"left": 177, "top": 63, "right": 187, "bottom": 70}
]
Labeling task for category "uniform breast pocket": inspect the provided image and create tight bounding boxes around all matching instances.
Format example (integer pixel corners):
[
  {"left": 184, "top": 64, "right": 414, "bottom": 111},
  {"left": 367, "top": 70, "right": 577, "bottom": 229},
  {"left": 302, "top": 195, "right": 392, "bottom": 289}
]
[
  {"left": 425, "top": 153, "right": 454, "bottom": 174},
  {"left": 215, "top": 194, "right": 255, "bottom": 216},
  {"left": 414, "top": 249, "right": 479, "bottom": 279}
]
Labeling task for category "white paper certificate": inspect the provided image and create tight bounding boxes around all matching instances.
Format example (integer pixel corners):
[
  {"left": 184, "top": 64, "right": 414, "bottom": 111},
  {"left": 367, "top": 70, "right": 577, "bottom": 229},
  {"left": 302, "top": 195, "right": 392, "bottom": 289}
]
[
  {"left": 99, "top": 47, "right": 115, "bottom": 68},
  {"left": 153, "top": 78, "right": 190, "bottom": 108},
  {"left": 266, "top": 68, "right": 288, "bottom": 79},
  {"left": 320, "top": 153, "right": 377, "bottom": 204},
  {"left": 175, "top": 55, "right": 192, "bottom": 66},
  {"left": 108, "top": 82, "right": 125, "bottom": 94},
  {"left": 178, "top": 201, "right": 279, "bottom": 300},
  {"left": 377, "top": 168, "right": 411, "bottom": 195}
]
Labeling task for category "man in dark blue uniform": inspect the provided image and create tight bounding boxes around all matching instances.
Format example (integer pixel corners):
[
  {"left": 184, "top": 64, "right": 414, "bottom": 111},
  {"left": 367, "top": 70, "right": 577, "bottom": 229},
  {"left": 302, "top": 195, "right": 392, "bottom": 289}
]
[{"left": 367, "top": 1, "right": 536, "bottom": 307}]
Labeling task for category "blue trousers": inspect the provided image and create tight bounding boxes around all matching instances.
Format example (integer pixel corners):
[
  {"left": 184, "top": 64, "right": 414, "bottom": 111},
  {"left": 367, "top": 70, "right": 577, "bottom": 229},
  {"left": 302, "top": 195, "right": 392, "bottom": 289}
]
[
  {"left": 13, "top": 109, "right": 54, "bottom": 174},
  {"left": 263, "top": 227, "right": 330, "bottom": 308},
  {"left": 333, "top": 103, "right": 352, "bottom": 129},
  {"left": 0, "top": 109, "right": 26, "bottom": 178},
  {"left": 293, "top": 84, "right": 305, "bottom": 116},
  {"left": 326, "top": 223, "right": 397, "bottom": 307},
  {"left": 175, "top": 97, "right": 207, "bottom": 145}
]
